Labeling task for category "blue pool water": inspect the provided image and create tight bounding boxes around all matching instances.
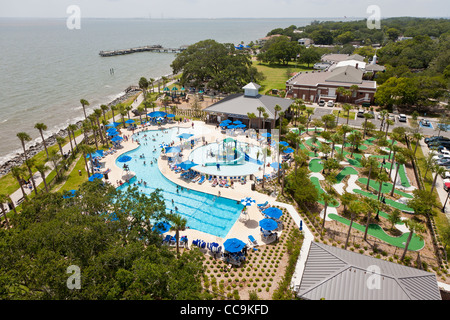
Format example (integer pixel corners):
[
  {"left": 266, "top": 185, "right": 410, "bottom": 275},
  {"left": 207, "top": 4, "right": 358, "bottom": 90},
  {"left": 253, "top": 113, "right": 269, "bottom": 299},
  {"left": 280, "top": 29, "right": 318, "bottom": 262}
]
[{"left": 116, "top": 128, "right": 244, "bottom": 238}]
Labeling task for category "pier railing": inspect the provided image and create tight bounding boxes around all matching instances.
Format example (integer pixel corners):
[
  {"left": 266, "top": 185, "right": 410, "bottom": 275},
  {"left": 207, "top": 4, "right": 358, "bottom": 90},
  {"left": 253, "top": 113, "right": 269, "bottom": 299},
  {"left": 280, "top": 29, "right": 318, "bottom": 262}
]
[{"left": 99, "top": 45, "right": 187, "bottom": 57}]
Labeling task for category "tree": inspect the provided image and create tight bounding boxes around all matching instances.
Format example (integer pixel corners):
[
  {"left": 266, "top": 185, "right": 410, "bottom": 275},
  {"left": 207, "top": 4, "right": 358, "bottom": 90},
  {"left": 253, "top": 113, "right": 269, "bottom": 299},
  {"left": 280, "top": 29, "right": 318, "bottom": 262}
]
[
  {"left": 34, "top": 123, "right": 49, "bottom": 159},
  {"left": 340, "top": 191, "right": 356, "bottom": 214},
  {"left": 247, "top": 112, "right": 257, "bottom": 129},
  {"left": 0, "top": 194, "right": 11, "bottom": 228},
  {"left": 68, "top": 124, "right": 79, "bottom": 152},
  {"left": 361, "top": 156, "right": 380, "bottom": 190},
  {"left": 80, "top": 99, "right": 90, "bottom": 121},
  {"left": 376, "top": 171, "right": 390, "bottom": 200},
  {"left": 387, "top": 209, "right": 402, "bottom": 231},
  {"left": 298, "top": 47, "right": 321, "bottom": 67},
  {"left": 342, "top": 104, "right": 352, "bottom": 125},
  {"left": 11, "top": 166, "right": 28, "bottom": 201},
  {"left": 262, "top": 112, "right": 269, "bottom": 130},
  {"left": 35, "top": 163, "right": 50, "bottom": 193},
  {"left": 259, "top": 35, "right": 301, "bottom": 65},
  {"left": 362, "top": 197, "right": 380, "bottom": 242},
  {"left": 169, "top": 213, "right": 187, "bottom": 258},
  {"left": 338, "top": 124, "right": 352, "bottom": 155},
  {"left": 274, "top": 105, "right": 282, "bottom": 130},
  {"left": 390, "top": 152, "right": 407, "bottom": 196},
  {"left": 345, "top": 200, "right": 365, "bottom": 250},
  {"left": 48, "top": 149, "right": 62, "bottom": 180},
  {"left": 171, "top": 39, "right": 264, "bottom": 93},
  {"left": 100, "top": 104, "right": 109, "bottom": 121},
  {"left": 386, "top": 28, "right": 401, "bottom": 41},
  {"left": 16, "top": 132, "right": 38, "bottom": 195},
  {"left": 400, "top": 219, "right": 425, "bottom": 261},
  {"left": 139, "top": 77, "right": 149, "bottom": 100},
  {"left": 430, "top": 164, "right": 446, "bottom": 194},
  {"left": 56, "top": 136, "right": 66, "bottom": 158},
  {"left": 362, "top": 113, "right": 374, "bottom": 138},
  {"left": 320, "top": 192, "right": 338, "bottom": 230},
  {"left": 257, "top": 106, "right": 266, "bottom": 129}
]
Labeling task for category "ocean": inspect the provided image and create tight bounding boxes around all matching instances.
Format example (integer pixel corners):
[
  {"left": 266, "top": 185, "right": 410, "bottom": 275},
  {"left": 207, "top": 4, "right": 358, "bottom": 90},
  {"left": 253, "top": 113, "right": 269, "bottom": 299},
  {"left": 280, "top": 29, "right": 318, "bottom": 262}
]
[{"left": 0, "top": 17, "right": 343, "bottom": 165}]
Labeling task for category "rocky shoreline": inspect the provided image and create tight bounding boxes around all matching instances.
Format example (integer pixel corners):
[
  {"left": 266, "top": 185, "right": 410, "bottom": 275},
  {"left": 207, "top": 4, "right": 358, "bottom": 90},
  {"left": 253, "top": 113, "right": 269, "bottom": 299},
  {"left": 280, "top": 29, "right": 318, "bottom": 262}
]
[{"left": 0, "top": 86, "right": 142, "bottom": 178}]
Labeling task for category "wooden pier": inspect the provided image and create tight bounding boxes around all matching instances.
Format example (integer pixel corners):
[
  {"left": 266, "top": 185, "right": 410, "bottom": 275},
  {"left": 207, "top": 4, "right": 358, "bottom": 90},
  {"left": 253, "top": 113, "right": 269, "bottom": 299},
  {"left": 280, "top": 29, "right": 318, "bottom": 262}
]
[{"left": 99, "top": 45, "right": 187, "bottom": 57}]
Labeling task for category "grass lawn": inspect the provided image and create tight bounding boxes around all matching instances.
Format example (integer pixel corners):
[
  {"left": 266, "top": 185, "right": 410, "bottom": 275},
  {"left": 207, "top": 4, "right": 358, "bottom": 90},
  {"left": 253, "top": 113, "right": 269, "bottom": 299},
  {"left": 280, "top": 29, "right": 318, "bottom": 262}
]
[
  {"left": 252, "top": 60, "right": 312, "bottom": 94},
  {"left": 332, "top": 109, "right": 356, "bottom": 120},
  {"left": 55, "top": 156, "right": 88, "bottom": 193}
]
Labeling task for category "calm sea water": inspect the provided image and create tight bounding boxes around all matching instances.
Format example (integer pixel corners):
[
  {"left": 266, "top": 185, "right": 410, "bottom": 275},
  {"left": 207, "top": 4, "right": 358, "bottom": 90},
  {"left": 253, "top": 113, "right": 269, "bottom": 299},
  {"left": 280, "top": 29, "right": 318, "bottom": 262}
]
[{"left": 0, "top": 17, "right": 340, "bottom": 165}]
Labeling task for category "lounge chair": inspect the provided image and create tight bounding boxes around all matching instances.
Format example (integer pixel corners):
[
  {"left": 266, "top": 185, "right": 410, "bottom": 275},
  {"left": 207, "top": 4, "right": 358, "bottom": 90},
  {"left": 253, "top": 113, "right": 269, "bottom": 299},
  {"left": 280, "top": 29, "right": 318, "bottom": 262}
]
[
  {"left": 162, "top": 234, "right": 171, "bottom": 245},
  {"left": 257, "top": 201, "right": 269, "bottom": 208},
  {"left": 198, "top": 176, "right": 205, "bottom": 184},
  {"left": 248, "top": 235, "right": 258, "bottom": 247}
]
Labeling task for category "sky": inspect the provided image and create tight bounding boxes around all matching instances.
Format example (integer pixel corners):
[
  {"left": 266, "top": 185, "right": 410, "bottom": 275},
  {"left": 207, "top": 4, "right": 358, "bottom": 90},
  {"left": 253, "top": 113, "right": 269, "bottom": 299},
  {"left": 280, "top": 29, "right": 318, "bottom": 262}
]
[{"left": 0, "top": 0, "right": 448, "bottom": 19}]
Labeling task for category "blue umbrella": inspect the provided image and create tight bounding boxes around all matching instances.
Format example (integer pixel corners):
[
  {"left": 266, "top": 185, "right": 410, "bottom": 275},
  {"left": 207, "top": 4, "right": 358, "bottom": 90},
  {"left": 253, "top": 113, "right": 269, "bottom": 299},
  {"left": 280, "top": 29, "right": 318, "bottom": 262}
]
[
  {"left": 159, "top": 143, "right": 169, "bottom": 149},
  {"left": 125, "top": 119, "right": 135, "bottom": 124},
  {"left": 227, "top": 125, "right": 236, "bottom": 129},
  {"left": 178, "top": 133, "right": 194, "bottom": 140},
  {"left": 270, "top": 162, "right": 281, "bottom": 169},
  {"left": 107, "top": 128, "right": 118, "bottom": 133},
  {"left": 259, "top": 218, "right": 278, "bottom": 231},
  {"left": 86, "top": 152, "right": 101, "bottom": 159},
  {"left": 241, "top": 197, "right": 256, "bottom": 207},
  {"left": 88, "top": 173, "right": 103, "bottom": 182},
  {"left": 220, "top": 122, "right": 230, "bottom": 127},
  {"left": 165, "top": 146, "right": 181, "bottom": 154},
  {"left": 233, "top": 120, "right": 243, "bottom": 125},
  {"left": 279, "top": 141, "right": 289, "bottom": 147},
  {"left": 148, "top": 111, "right": 167, "bottom": 118},
  {"left": 178, "top": 160, "right": 198, "bottom": 170},
  {"left": 167, "top": 114, "right": 175, "bottom": 118},
  {"left": 111, "top": 135, "right": 123, "bottom": 143},
  {"left": 262, "top": 207, "right": 283, "bottom": 220},
  {"left": 62, "top": 189, "right": 77, "bottom": 199},
  {"left": 106, "top": 122, "right": 121, "bottom": 127},
  {"left": 156, "top": 117, "right": 165, "bottom": 121},
  {"left": 107, "top": 131, "right": 119, "bottom": 137},
  {"left": 223, "top": 238, "right": 246, "bottom": 253},
  {"left": 153, "top": 221, "right": 171, "bottom": 234},
  {"left": 261, "top": 132, "right": 271, "bottom": 138},
  {"left": 283, "top": 147, "right": 294, "bottom": 154},
  {"left": 222, "top": 119, "right": 232, "bottom": 124},
  {"left": 236, "top": 124, "right": 246, "bottom": 129},
  {"left": 117, "top": 155, "right": 132, "bottom": 163}
]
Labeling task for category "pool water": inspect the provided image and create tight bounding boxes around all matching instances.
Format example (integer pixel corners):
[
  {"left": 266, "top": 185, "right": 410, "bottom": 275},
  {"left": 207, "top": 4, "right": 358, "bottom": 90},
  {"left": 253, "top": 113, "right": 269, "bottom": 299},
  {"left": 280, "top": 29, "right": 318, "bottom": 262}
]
[{"left": 116, "top": 127, "right": 244, "bottom": 238}]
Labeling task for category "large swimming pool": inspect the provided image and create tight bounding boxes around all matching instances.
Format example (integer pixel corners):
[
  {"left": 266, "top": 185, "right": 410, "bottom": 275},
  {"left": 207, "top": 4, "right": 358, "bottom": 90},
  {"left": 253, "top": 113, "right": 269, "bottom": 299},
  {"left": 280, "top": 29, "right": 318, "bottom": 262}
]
[{"left": 116, "top": 127, "right": 244, "bottom": 238}]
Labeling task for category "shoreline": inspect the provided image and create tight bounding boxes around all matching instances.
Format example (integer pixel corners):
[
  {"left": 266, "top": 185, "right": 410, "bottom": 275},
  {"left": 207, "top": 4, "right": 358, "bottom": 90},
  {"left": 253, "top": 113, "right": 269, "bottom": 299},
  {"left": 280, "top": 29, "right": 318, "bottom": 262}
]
[{"left": 0, "top": 85, "right": 141, "bottom": 178}]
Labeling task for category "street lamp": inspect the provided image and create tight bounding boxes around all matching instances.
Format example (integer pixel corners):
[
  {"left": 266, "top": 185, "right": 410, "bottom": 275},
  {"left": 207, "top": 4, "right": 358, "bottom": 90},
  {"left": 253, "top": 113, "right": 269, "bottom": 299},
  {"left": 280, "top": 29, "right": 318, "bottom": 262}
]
[{"left": 336, "top": 110, "right": 341, "bottom": 126}]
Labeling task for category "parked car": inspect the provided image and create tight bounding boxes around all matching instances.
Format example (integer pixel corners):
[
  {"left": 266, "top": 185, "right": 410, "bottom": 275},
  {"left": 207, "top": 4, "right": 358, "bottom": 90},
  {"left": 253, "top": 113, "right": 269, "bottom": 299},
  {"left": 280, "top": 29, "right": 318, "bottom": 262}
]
[
  {"left": 318, "top": 100, "right": 325, "bottom": 107},
  {"left": 327, "top": 101, "right": 334, "bottom": 107},
  {"left": 433, "top": 154, "right": 450, "bottom": 162},
  {"left": 425, "top": 136, "right": 445, "bottom": 144},
  {"left": 420, "top": 119, "right": 431, "bottom": 127},
  {"left": 444, "top": 179, "right": 450, "bottom": 191},
  {"left": 426, "top": 137, "right": 450, "bottom": 146},
  {"left": 437, "top": 158, "right": 450, "bottom": 165},
  {"left": 441, "top": 171, "right": 450, "bottom": 179},
  {"left": 357, "top": 110, "right": 365, "bottom": 118},
  {"left": 398, "top": 114, "right": 407, "bottom": 122}
]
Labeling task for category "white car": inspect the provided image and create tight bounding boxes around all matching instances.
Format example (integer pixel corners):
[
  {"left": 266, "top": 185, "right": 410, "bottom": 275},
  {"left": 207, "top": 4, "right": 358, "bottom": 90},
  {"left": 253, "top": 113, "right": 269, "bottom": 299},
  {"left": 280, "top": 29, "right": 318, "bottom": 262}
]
[
  {"left": 441, "top": 171, "right": 450, "bottom": 179},
  {"left": 327, "top": 101, "right": 334, "bottom": 107},
  {"left": 398, "top": 114, "right": 407, "bottom": 122},
  {"left": 433, "top": 154, "right": 450, "bottom": 162},
  {"left": 440, "top": 149, "right": 450, "bottom": 156}
]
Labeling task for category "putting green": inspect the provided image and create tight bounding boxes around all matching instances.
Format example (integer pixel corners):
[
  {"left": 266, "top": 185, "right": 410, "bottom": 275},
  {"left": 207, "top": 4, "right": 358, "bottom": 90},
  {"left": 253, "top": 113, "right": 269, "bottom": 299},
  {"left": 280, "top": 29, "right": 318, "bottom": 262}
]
[
  {"left": 309, "top": 159, "right": 324, "bottom": 173},
  {"left": 310, "top": 177, "right": 340, "bottom": 207},
  {"left": 336, "top": 167, "right": 358, "bottom": 183},
  {"left": 353, "top": 189, "right": 414, "bottom": 213},
  {"left": 357, "top": 178, "right": 413, "bottom": 199},
  {"left": 328, "top": 214, "right": 425, "bottom": 250}
]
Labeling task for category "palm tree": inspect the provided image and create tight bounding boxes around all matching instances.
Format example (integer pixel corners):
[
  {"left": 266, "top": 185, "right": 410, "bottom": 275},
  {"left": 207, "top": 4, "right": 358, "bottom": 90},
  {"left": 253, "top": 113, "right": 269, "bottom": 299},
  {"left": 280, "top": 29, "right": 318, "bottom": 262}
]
[
  {"left": 111, "top": 104, "right": 118, "bottom": 123},
  {"left": 339, "top": 124, "right": 352, "bottom": 155},
  {"left": 68, "top": 124, "right": 79, "bottom": 151},
  {"left": 247, "top": 112, "right": 256, "bottom": 129},
  {"left": 348, "top": 130, "right": 362, "bottom": 157},
  {"left": 0, "top": 194, "right": 10, "bottom": 228},
  {"left": 362, "top": 156, "right": 380, "bottom": 190},
  {"left": 387, "top": 209, "right": 402, "bottom": 231},
  {"left": 35, "top": 163, "right": 50, "bottom": 193},
  {"left": 11, "top": 166, "right": 28, "bottom": 201},
  {"left": 376, "top": 171, "right": 390, "bottom": 200},
  {"left": 169, "top": 213, "right": 187, "bottom": 258},
  {"left": 16, "top": 132, "right": 37, "bottom": 194},
  {"left": 345, "top": 200, "right": 365, "bottom": 250},
  {"left": 385, "top": 119, "right": 394, "bottom": 139},
  {"left": 88, "top": 115, "right": 100, "bottom": 150},
  {"left": 340, "top": 191, "right": 356, "bottom": 213},
  {"left": 362, "top": 197, "right": 379, "bottom": 242},
  {"left": 262, "top": 112, "right": 269, "bottom": 130},
  {"left": 413, "top": 132, "right": 423, "bottom": 156},
  {"left": 149, "top": 78, "right": 155, "bottom": 93},
  {"left": 320, "top": 192, "right": 337, "bottom": 230},
  {"left": 56, "top": 136, "right": 66, "bottom": 158},
  {"left": 34, "top": 122, "right": 49, "bottom": 159},
  {"left": 48, "top": 149, "right": 62, "bottom": 180},
  {"left": 94, "top": 109, "right": 105, "bottom": 145},
  {"left": 390, "top": 153, "right": 407, "bottom": 196},
  {"left": 66, "top": 125, "right": 74, "bottom": 156},
  {"left": 379, "top": 109, "right": 388, "bottom": 131},
  {"left": 423, "top": 153, "right": 436, "bottom": 181},
  {"left": 305, "top": 109, "right": 314, "bottom": 134},
  {"left": 274, "top": 105, "right": 282, "bottom": 130},
  {"left": 388, "top": 145, "right": 401, "bottom": 176},
  {"left": 400, "top": 219, "right": 425, "bottom": 261},
  {"left": 100, "top": 104, "right": 109, "bottom": 121},
  {"left": 362, "top": 112, "right": 374, "bottom": 138},
  {"left": 257, "top": 106, "right": 265, "bottom": 129},
  {"left": 139, "top": 77, "right": 149, "bottom": 100},
  {"left": 80, "top": 99, "right": 90, "bottom": 121},
  {"left": 431, "top": 164, "right": 446, "bottom": 194},
  {"left": 79, "top": 144, "right": 96, "bottom": 177},
  {"left": 342, "top": 104, "right": 352, "bottom": 125}
]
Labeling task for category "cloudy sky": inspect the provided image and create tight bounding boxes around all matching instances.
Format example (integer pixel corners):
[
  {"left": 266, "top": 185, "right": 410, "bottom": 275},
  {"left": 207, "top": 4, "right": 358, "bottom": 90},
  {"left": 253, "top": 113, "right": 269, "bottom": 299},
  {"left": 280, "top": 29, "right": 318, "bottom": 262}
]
[{"left": 0, "top": 0, "right": 448, "bottom": 18}]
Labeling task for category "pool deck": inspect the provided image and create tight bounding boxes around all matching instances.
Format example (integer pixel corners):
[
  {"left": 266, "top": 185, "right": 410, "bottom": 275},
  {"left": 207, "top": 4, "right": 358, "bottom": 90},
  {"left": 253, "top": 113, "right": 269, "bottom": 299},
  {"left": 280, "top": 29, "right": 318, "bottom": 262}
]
[{"left": 100, "top": 120, "right": 290, "bottom": 250}]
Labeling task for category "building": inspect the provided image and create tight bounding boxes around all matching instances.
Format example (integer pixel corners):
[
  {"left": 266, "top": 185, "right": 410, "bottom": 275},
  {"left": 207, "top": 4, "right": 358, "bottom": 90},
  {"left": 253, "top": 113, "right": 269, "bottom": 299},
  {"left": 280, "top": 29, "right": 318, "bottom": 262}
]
[
  {"left": 297, "top": 242, "right": 442, "bottom": 300},
  {"left": 204, "top": 82, "right": 293, "bottom": 130},
  {"left": 256, "top": 34, "right": 290, "bottom": 46},
  {"left": 285, "top": 65, "right": 377, "bottom": 105},
  {"left": 298, "top": 38, "right": 312, "bottom": 46}
]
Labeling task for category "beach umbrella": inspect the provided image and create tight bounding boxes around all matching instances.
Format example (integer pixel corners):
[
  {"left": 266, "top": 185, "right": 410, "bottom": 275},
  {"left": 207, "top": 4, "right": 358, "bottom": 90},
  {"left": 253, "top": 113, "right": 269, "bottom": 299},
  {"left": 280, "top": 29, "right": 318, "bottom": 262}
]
[
  {"left": 167, "top": 114, "right": 175, "bottom": 118},
  {"left": 283, "top": 147, "right": 294, "bottom": 154},
  {"left": 111, "top": 135, "right": 123, "bottom": 143},
  {"left": 159, "top": 143, "right": 169, "bottom": 149},
  {"left": 117, "top": 155, "right": 132, "bottom": 163},
  {"left": 163, "top": 87, "right": 170, "bottom": 92},
  {"left": 262, "top": 207, "right": 283, "bottom": 220},
  {"left": 156, "top": 117, "right": 165, "bottom": 121},
  {"left": 270, "top": 162, "right": 281, "bottom": 169},
  {"left": 62, "top": 189, "right": 77, "bottom": 199},
  {"left": 148, "top": 111, "right": 167, "bottom": 118},
  {"left": 86, "top": 152, "right": 101, "bottom": 159},
  {"left": 165, "top": 146, "right": 181, "bottom": 154},
  {"left": 279, "top": 141, "right": 289, "bottom": 147},
  {"left": 153, "top": 221, "right": 171, "bottom": 234},
  {"left": 107, "top": 131, "right": 119, "bottom": 137},
  {"left": 106, "top": 122, "right": 121, "bottom": 127},
  {"left": 233, "top": 120, "right": 243, "bottom": 125},
  {"left": 198, "top": 90, "right": 204, "bottom": 94},
  {"left": 223, "top": 238, "right": 246, "bottom": 253},
  {"left": 178, "top": 160, "right": 198, "bottom": 170},
  {"left": 259, "top": 218, "right": 278, "bottom": 231},
  {"left": 178, "top": 133, "right": 194, "bottom": 140},
  {"left": 88, "top": 173, "right": 103, "bottom": 182},
  {"left": 107, "top": 127, "right": 118, "bottom": 133},
  {"left": 261, "top": 132, "right": 271, "bottom": 138},
  {"left": 172, "top": 86, "right": 178, "bottom": 91},
  {"left": 227, "top": 125, "right": 236, "bottom": 129},
  {"left": 236, "top": 124, "right": 246, "bottom": 129},
  {"left": 125, "top": 119, "right": 135, "bottom": 124},
  {"left": 222, "top": 119, "right": 232, "bottom": 124},
  {"left": 180, "top": 87, "right": 185, "bottom": 91},
  {"left": 240, "top": 197, "right": 255, "bottom": 207}
]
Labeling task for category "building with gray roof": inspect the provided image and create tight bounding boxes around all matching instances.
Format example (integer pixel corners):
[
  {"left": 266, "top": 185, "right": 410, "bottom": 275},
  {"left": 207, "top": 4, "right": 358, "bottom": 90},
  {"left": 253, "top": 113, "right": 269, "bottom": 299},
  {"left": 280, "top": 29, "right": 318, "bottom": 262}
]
[
  {"left": 297, "top": 242, "right": 442, "bottom": 300},
  {"left": 204, "top": 82, "right": 293, "bottom": 129}
]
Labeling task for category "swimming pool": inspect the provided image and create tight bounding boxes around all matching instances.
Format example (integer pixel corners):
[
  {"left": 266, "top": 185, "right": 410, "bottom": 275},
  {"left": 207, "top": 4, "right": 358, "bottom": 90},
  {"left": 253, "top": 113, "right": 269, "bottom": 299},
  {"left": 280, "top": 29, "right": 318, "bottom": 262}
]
[{"left": 115, "top": 127, "right": 244, "bottom": 238}]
